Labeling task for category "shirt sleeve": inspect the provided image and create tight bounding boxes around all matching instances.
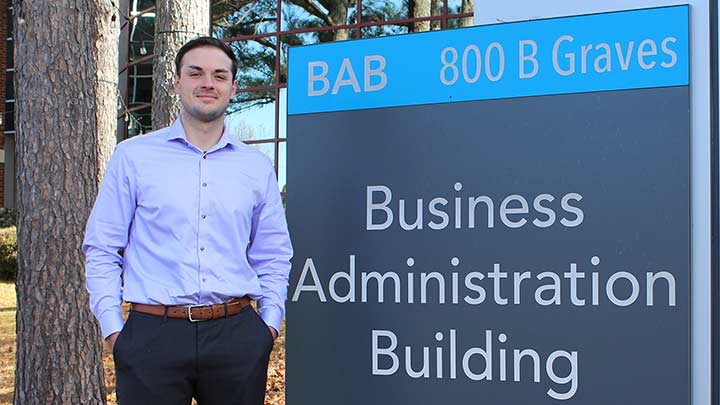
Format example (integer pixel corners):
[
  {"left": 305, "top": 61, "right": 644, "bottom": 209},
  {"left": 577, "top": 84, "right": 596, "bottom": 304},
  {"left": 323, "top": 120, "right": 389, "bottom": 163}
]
[
  {"left": 247, "top": 163, "right": 293, "bottom": 332},
  {"left": 82, "top": 144, "right": 137, "bottom": 339}
]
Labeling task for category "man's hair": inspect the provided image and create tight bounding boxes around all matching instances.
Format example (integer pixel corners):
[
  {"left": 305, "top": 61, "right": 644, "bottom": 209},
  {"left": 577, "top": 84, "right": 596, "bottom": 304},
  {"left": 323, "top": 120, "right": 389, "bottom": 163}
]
[{"left": 175, "top": 36, "right": 238, "bottom": 81}]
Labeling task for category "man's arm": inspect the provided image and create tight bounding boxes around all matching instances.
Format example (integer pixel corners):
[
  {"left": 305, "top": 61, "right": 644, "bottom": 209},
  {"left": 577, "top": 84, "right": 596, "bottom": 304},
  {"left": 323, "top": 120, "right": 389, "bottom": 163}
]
[
  {"left": 247, "top": 165, "right": 293, "bottom": 339},
  {"left": 83, "top": 144, "right": 136, "bottom": 341}
]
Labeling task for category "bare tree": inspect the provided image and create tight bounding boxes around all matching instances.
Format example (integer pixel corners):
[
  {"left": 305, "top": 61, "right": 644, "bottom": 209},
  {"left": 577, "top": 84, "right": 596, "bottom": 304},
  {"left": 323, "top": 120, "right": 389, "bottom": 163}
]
[
  {"left": 152, "top": 0, "right": 210, "bottom": 129},
  {"left": 13, "top": 0, "right": 118, "bottom": 403}
]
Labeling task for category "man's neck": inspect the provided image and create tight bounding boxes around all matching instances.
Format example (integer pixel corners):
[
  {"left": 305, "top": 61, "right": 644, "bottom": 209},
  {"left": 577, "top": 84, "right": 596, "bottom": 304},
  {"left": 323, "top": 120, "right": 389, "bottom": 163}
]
[{"left": 179, "top": 112, "right": 225, "bottom": 151}]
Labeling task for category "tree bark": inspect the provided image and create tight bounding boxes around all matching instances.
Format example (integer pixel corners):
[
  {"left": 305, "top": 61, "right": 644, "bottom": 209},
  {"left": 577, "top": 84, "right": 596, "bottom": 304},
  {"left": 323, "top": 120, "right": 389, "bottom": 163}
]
[
  {"left": 430, "top": 0, "right": 440, "bottom": 30},
  {"left": 460, "top": 0, "right": 474, "bottom": 27},
  {"left": 152, "top": 0, "right": 211, "bottom": 129},
  {"left": 13, "top": 0, "right": 118, "bottom": 403},
  {"left": 317, "top": 0, "right": 351, "bottom": 42},
  {"left": 412, "top": 0, "right": 431, "bottom": 32}
]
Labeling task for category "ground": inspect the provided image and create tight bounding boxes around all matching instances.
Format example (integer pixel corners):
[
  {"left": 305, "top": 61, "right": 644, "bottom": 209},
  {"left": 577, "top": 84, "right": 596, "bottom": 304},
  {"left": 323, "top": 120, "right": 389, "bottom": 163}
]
[{"left": 0, "top": 282, "right": 287, "bottom": 404}]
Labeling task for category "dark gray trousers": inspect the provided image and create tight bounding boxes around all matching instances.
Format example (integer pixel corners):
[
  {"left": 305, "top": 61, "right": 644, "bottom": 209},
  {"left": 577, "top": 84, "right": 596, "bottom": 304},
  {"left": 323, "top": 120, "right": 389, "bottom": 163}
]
[{"left": 112, "top": 305, "right": 274, "bottom": 405}]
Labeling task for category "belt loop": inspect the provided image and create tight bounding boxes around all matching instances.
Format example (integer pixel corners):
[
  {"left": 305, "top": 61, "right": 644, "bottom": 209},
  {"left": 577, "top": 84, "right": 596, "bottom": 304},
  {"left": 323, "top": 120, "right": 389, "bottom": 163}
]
[
  {"left": 163, "top": 306, "right": 168, "bottom": 321},
  {"left": 223, "top": 302, "right": 229, "bottom": 319}
]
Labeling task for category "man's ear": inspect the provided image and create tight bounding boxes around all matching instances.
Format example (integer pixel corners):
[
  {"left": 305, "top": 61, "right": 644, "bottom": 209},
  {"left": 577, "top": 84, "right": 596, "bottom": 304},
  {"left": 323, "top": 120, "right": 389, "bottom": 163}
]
[
  {"left": 231, "top": 80, "right": 237, "bottom": 98},
  {"left": 172, "top": 74, "right": 180, "bottom": 94}
]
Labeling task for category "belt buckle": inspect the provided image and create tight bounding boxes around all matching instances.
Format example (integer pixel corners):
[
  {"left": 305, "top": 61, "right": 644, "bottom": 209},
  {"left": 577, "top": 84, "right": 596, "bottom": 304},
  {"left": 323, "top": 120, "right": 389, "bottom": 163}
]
[{"left": 187, "top": 304, "right": 206, "bottom": 322}]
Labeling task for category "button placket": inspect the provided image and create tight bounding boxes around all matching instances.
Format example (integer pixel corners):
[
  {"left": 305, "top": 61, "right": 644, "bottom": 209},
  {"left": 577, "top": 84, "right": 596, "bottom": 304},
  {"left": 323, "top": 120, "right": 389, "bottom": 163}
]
[{"left": 198, "top": 154, "right": 210, "bottom": 298}]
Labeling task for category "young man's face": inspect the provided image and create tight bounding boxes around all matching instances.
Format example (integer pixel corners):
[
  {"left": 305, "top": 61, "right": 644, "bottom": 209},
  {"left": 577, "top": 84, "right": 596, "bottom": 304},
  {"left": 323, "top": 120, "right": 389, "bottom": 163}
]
[{"left": 173, "top": 46, "right": 237, "bottom": 123}]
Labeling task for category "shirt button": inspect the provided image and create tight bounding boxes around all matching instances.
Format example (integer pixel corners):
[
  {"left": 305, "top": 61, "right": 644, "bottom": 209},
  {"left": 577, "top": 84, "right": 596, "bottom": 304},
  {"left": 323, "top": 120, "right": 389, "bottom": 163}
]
[
  {"left": 202, "top": 278, "right": 207, "bottom": 282},
  {"left": 200, "top": 247, "right": 205, "bottom": 252},
  {"left": 203, "top": 155, "right": 207, "bottom": 159},
  {"left": 201, "top": 214, "right": 207, "bottom": 219},
  {"left": 202, "top": 182, "right": 208, "bottom": 187}
]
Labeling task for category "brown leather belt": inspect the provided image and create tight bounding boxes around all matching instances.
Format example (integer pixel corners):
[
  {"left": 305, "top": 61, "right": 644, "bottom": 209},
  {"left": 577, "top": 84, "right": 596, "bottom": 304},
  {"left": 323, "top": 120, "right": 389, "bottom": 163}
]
[{"left": 130, "top": 297, "right": 252, "bottom": 322}]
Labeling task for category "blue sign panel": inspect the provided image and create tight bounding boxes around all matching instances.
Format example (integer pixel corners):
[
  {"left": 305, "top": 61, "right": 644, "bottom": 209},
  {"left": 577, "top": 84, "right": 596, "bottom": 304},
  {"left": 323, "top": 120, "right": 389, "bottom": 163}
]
[{"left": 288, "top": 5, "right": 688, "bottom": 114}]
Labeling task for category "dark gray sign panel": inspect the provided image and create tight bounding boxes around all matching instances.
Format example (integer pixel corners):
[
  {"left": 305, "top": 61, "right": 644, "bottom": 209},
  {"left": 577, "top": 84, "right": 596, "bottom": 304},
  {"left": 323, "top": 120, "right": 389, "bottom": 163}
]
[{"left": 287, "top": 6, "right": 690, "bottom": 404}]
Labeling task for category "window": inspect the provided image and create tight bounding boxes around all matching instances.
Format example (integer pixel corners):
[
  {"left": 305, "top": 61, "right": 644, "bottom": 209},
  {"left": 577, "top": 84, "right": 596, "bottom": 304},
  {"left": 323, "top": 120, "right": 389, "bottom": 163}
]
[{"left": 119, "top": 0, "right": 473, "bottom": 191}]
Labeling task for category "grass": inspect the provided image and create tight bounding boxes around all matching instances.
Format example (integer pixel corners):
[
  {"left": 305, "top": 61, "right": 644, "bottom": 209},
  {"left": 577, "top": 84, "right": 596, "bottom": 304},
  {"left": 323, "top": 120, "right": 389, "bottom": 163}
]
[
  {"left": 0, "top": 282, "right": 287, "bottom": 404},
  {"left": 0, "top": 282, "right": 15, "bottom": 404}
]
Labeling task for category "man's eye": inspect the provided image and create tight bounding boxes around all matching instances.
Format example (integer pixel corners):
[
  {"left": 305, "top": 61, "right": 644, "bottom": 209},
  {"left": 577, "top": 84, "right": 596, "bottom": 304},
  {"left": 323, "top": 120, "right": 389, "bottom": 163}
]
[{"left": 215, "top": 75, "right": 227, "bottom": 80}]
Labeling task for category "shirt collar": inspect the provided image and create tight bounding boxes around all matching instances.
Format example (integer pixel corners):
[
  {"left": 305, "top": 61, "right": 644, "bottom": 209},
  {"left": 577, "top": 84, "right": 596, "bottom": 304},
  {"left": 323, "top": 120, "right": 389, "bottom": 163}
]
[{"left": 165, "top": 117, "right": 242, "bottom": 151}]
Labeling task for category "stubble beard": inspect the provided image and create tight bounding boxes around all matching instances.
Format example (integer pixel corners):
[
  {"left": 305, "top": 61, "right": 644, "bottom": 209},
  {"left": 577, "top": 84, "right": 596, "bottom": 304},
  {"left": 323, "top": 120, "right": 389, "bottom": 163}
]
[{"left": 183, "top": 100, "right": 228, "bottom": 123}]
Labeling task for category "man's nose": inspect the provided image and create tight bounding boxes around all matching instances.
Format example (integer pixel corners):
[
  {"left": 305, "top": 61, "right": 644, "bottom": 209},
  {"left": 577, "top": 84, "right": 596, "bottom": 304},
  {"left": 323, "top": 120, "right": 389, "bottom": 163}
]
[{"left": 201, "top": 74, "right": 215, "bottom": 88}]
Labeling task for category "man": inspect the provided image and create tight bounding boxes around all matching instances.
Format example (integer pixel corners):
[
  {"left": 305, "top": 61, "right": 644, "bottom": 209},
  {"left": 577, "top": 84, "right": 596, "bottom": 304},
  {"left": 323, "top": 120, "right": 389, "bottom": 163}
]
[{"left": 83, "top": 36, "right": 293, "bottom": 404}]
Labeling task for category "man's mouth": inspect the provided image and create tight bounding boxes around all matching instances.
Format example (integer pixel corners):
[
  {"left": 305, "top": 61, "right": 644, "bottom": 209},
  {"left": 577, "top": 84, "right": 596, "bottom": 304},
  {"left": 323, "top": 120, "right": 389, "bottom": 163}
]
[{"left": 196, "top": 93, "right": 218, "bottom": 99}]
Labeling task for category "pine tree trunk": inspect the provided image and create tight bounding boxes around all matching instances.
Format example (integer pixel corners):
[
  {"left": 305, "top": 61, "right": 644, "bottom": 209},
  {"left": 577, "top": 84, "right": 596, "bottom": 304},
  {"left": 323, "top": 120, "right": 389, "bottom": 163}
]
[
  {"left": 152, "top": 0, "right": 210, "bottom": 129},
  {"left": 430, "top": 0, "right": 440, "bottom": 31},
  {"left": 412, "top": 0, "right": 431, "bottom": 32},
  {"left": 317, "top": 0, "right": 350, "bottom": 42},
  {"left": 13, "top": 0, "right": 118, "bottom": 403},
  {"left": 460, "top": 0, "right": 474, "bottom": 27}
]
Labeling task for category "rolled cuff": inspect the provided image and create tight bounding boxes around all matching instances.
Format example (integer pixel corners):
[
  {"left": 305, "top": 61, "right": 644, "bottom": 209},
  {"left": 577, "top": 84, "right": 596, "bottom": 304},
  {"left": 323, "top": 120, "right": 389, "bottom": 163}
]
[
  {"left": 99, "top": 310, "right": 125, "bottom": 340},
  {"left": 259, "top": 306, "right": 283, "bottom": 333}
]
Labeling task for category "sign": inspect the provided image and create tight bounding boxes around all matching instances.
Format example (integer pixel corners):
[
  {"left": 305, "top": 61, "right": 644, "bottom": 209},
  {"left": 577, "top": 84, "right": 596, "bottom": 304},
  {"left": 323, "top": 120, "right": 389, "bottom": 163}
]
[{"left": 287, "top": 6, "right": 690, "bottom": 404}]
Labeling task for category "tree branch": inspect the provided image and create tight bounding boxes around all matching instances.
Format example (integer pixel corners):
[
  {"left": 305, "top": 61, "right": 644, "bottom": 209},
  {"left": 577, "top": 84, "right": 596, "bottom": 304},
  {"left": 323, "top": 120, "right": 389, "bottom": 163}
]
[{"left": 289, "top": 0, "right": 333, "bottom": 25}]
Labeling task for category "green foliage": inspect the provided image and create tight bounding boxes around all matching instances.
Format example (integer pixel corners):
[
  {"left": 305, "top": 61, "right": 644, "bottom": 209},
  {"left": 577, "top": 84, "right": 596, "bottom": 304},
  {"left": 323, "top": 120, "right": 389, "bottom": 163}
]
[{"left": 0, "top": 227, "right": 17, "bottom": 281}]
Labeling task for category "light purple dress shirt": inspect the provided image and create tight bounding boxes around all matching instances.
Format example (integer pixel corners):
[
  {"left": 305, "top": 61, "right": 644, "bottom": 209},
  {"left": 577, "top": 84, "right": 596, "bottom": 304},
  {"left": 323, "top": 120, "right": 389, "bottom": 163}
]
[{"left": 83, "top": 118, "right": 293, "bottom": 339}]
